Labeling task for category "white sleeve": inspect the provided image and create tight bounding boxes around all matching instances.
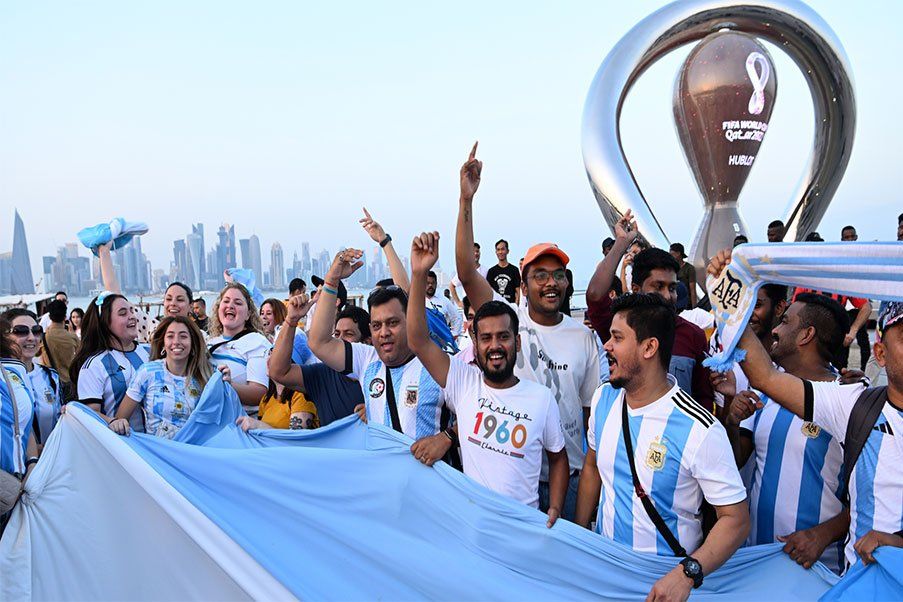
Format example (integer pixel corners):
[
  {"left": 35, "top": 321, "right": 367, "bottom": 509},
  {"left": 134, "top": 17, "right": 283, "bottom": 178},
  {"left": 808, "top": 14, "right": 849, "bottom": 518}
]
[
  {"left": 77, "top": 361, "right": 106, "bottom": 402},
  {"left": 444, "top": 297, "right": 463, "bottom": 337},
  {"left": 808, "top": 381, "right": 866, "bottom": 441},
  {"left": 580, "top": 330, "right": 601, "bottom": 407},
  {"left": 586, "top": 385, "right": 605, "bottom": 452},
  {"left": 345, "top": 342, "right": 377, "bottom": 381},
  {"left": 690, "top": 424, "right": 748, "bottom": 506},
  {"left": 125, "top": 365, "right": 149, "bottom": 403},
  {"left": 542, "top": 390, "right": 566, "bottom": 453},
  {"left": 244, "top": 336, "right": 272, "bottom": 387},
  {"left": 442, "top": 356, "right": 478, "bottom": 414}
]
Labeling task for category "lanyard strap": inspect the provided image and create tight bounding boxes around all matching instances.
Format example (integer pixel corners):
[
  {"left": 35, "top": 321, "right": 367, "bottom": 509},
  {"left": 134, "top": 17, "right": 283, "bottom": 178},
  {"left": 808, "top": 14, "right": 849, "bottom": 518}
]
[
  {"left": 621, "top": 398, "right": 687, "bottom": 557},
  {"left": 383, "top": 365, "right": 402, "bottom": 433}
]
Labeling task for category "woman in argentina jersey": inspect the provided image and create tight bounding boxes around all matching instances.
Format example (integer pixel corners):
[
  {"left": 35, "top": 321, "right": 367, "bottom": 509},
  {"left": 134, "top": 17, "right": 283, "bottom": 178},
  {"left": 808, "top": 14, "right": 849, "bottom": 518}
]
[
  {"left": 70, "top": 293, "right": 150, "bottom": 433},
  {"left": 206, "top": 284, "right": 270, "bottom": 416},
  {"left": 0, "top": 322, "right": 38, "bottom": 478},
  {"left": 110, "top": 316, "right": 223, "bottom": 439},
  {"left": 1, "top": 309, "right": 61, "bottom": 446}
]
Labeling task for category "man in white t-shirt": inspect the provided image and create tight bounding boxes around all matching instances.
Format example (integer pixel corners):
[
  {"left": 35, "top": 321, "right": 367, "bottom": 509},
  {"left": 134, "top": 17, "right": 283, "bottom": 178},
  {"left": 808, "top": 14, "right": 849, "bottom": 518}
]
[
  {"left": 575, "top": 293, "right": 749, "bottom": 600},
  {"left": 308, "top": 248, "right": 448, "bottom": 442},
  {"left": 404, "top": 231, "right": 568, "bottom": 526},
  {"left": 454, "top": 143, "right": 599, "bottom": 521},
  {"left": 709, "top": 250, "right": 903, "bottom": 571},
  {"left": 426, "top": 270, "right": 462, "bottom": 337}
]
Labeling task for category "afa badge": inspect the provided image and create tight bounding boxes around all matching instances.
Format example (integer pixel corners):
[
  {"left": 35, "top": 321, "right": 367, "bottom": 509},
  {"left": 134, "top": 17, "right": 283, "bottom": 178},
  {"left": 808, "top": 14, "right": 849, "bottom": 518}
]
[
  {"left": 801, "top": 422, "right": 821, "bottom": 438},
  {"left": 404, "top": 385, "right": 419, "bottom": 408},
  {"left": 369, "top": 378, "right": 385, "bottom": 398},
  {"left": 645, "top": 437, "right": 667, "bottom": 471}
]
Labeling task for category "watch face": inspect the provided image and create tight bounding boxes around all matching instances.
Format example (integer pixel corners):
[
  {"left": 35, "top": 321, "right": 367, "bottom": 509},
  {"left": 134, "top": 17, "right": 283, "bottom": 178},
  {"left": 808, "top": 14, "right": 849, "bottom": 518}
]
[{"left": 686, "top": 560, "right": 701, "bottom": 574}]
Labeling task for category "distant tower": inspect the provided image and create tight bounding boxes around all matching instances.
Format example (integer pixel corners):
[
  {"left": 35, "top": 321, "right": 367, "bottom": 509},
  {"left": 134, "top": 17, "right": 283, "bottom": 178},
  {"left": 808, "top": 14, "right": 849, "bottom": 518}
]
[
  {"left": 10, "top": 210, "right": 35, "bottom": 294},
  {"left": 270, "top": 242, "right": 285, "bottom": 289}
]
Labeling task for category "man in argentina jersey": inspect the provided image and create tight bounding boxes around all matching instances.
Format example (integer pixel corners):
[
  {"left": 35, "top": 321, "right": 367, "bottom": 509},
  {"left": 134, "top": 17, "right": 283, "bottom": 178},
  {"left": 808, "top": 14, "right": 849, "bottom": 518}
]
[
  {"left": 575, "top": 294, "right": 748, "bottom": 600},
  {"left": 723, "top": 294, "right": 851, "bottom": 574},
  {"left": 729, "top": 292, "right": 903, "bottom": 565},
  {"left": 308, "top": 249, "right": 446, "bottom": 441}
]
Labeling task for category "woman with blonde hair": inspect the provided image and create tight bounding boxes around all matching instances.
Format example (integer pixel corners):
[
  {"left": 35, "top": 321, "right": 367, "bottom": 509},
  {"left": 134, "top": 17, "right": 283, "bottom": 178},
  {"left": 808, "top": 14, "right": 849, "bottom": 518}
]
[
  {"left": 207, "top": 283, "right": 271, "bottom": 416},
  {"left": 109, "top": 316, "right": 228, "bottom": 439}
]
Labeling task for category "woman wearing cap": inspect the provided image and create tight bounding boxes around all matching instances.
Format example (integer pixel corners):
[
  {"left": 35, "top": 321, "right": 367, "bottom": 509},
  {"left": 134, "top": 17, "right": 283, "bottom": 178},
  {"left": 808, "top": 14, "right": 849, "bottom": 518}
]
[
  {"left": 1, "top": 309, "right": 62, "bottom": 448},
  {"left": 207, "top": 283, "right": 271, "bottom": 416}
]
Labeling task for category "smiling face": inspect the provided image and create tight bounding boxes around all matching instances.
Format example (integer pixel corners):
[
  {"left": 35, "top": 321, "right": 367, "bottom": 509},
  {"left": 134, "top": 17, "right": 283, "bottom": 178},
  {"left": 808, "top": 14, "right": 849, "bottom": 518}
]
[
  {"left": 10, "top": 315, "right": 40, "bottom": 362},
  {"left": 473, "top": 314, "right": 519, "bottom": 384},
  {"left": 749, "top": 288, "right": 778, "bottom": 338},
  {"left": 163, "top": 321, "right": 193, "bottom": 362},
  {"left": 163, "top": 285, "right": 191, "bottom": 317},
  {"left": 334, "top": 317, "right": 364, "bottom": 343},
  {"left": 260, "top": 302, "right": 277, "bottom": 335},
  {"left": 369, "top": 298, "right": 409, "bottom": 366},
  {"left": 522, "top": 256, "right": 567, "bottom": 317},
  {"left": 495, "top": 241, "right": 509, "bottom": 263},
  {"left": 108, "top": 298, "right": 138, "bottom": 345},
  {"left": 770, "top": 302, "right": 805, "bottom": 363},
  {"left": 218, "top": 288, "right": 250, "bottom": 335}
]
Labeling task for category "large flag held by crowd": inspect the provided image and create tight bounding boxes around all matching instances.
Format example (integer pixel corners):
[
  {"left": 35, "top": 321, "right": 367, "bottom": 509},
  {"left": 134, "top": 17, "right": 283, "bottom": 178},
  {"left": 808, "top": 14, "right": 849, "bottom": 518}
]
[{"left": 1, "top": 381, "right": 900, "bottom": 600}]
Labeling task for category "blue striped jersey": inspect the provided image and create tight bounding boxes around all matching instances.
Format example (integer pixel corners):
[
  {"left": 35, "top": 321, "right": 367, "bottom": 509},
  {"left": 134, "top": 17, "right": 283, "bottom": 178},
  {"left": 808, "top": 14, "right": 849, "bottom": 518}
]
[
  {"left": 24, "top": 364, "right": 61, "bottom": 445},
  {"left": 808, "top": 381, "right": 903, "bottom": 570},
  {"left": 741, "top": 391, "right": 845, "bottom": 574},
  {"left": 587, "top": 376, "right": 747, "bottom": 555},
  {"left": 126, "top": 360, "right": 202, "bottom": 439},
  {"left": 206, "top": 333, "right": 271, "bottom": 387},
  {"left": 78, "top": 346, "right": 150, "bottom": 432},
  {"left": 1, "top": 360, "right": 35, "bottom": 474},
  {"left": 347, "top": 343, "right": 445, "bottom": 440}
]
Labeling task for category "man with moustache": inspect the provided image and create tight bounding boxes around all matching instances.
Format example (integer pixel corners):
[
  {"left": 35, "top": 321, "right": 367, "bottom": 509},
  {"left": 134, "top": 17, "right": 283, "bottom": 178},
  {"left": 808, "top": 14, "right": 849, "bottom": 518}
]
[
  {"left": 454, "top": 143, "right": 599, "bottom": 521},
  {"left": 576, "top": 294, "right": 748, "bottom": 601},
  {"left": 405, "top": 231, "right": 568, "bottom": 526},
  {"left": 715, "top": 293, "right": 850, "bottom": 574}
]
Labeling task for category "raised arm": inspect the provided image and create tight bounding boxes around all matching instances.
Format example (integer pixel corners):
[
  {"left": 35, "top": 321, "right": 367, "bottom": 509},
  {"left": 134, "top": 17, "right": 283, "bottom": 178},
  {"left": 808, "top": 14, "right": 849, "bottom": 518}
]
[
  {"left": 97, "top": 241, "right": 122, "bottom": 294},
  {"left": 268, "top": 296, "right": 312, "bottom": 391},
  {"left": 586, "top": 210, "right": 637, "bottom": 302},
  {"left": 708, "top": 249, "right": 807, "bottom": 417},
  {"left": 456, "top": 142, "right": 494, "bottom": 310},
  {"left": 308, "top": 249, "right": 364, "bottom": 371},
  {"left": 408, "top": 232, "right": 450, "bottom": 388},
  {"left": 360, "top": 207, "right": 411, "bottom": 294}
]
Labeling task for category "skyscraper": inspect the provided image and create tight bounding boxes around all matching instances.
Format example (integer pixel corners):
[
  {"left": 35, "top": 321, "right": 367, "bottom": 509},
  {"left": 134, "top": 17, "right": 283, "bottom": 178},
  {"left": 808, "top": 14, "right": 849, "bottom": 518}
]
[
  {"left": 8, "top": 210, "right": 35, "bottom": 294},
  {"left": 270, "top": 242, "right": 285, "bottom": 289},
  {"left": 186, "top": 223, "right": 206, "bottom": 290},
  {"left": 240, "top": 235, "right": 263, "bottom": 280},
  {"left": 215, "top": 224, "right": 237, "bottom": 276}
]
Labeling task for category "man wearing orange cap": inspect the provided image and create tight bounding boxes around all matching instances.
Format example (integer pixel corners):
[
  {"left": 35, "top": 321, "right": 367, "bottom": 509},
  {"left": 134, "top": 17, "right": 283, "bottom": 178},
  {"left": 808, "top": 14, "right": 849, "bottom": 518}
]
[{"left": 454, "top": 143, "right": 600, "bottom": 520}]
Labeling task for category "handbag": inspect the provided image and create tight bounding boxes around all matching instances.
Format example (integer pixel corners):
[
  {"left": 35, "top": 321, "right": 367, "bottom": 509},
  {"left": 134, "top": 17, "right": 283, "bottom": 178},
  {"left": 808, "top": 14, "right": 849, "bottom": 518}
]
[{"left": 0, "top": 365, "right": 25, "bottom": 515}]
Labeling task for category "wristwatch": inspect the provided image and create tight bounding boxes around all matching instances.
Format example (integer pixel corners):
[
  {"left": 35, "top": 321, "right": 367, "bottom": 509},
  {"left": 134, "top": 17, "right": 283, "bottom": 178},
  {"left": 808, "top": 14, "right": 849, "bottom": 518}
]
[
  {"left": 379, "top": 234, "right": 392, "bottom": 248},
  {"left": 443, "top": 428, "right": 459, "bottom": 446},
  {"left": 680, "top": 557, "right": 704, "bottom": 589}
]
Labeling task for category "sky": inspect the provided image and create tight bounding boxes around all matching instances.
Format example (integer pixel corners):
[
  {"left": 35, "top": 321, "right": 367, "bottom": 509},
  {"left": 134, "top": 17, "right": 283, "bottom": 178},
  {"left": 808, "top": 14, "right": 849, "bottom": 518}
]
[{"left": 1, "top": 0, "right": 900, "bottom": 288}]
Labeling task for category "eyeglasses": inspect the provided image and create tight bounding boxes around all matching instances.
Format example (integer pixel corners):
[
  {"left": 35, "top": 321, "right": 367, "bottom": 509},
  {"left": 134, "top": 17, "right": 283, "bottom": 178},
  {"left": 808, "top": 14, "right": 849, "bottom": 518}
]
[
  {"left": 9, "top": 325, "right": 43, "bottom": 337},
  {"left": 528, "top": 269, "right": 568, "bottom": 285}
]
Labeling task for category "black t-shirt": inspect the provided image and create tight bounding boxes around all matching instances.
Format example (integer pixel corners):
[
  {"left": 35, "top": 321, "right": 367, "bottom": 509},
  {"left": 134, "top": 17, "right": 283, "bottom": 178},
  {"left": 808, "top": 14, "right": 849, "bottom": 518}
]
[
  {"left": 486, "top": 264, "right": 521, "bottom": 302},
  {"left": 300, "top": 363, "right": 365, "bottom": 426}
]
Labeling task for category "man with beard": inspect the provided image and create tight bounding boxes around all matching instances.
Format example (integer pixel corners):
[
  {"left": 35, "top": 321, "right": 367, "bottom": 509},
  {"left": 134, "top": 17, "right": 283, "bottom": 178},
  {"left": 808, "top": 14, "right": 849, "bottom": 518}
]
[
  {"left": 454, "top": 143, "right": 599, "bottom": 521},
  {"left": 307, "top": 248, "right": 447, "bottom": 441},
  {"left": 405, "top": 231, "right": 568, "bottom": 526},
  {"left": 715, "top": 293, "right": 850, "bottom": 574},
  {"left": 708, "top": 250, "right": 903, "bottom": 570},
  {"left": 575, "top": 294, "right": 748, "bottom": 601}
]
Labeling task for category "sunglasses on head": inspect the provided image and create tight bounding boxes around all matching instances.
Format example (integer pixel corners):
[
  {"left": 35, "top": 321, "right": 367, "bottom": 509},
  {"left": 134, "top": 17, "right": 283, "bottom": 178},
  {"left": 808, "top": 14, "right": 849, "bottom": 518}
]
[
  {"left": 9, "top": 325, "right": 43, "bottom": 337},
  {"left": 367, "top": 284, "right": 402, "bottom": 303}
]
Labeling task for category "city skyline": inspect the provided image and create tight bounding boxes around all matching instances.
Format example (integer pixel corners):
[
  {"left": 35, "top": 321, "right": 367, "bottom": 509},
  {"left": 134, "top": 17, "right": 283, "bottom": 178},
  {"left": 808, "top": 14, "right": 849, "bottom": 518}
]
[{"left": 0, "top": 211, "right": 459, "bottom": 297}]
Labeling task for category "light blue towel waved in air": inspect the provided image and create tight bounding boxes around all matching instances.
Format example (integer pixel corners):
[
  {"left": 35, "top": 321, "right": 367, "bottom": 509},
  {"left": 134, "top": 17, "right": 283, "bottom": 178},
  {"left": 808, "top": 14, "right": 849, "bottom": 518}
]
[
  {"left": 77, "top": 218, "right": 149, "bottom": 256},
  {"left": 225, "top": 268, "right": 265, "bottom": 307}
]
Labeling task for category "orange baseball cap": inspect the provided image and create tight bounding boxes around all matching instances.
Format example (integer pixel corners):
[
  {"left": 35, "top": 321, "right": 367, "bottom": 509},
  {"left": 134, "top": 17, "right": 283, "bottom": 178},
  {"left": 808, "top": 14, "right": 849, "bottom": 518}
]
[{"left": 522, "top": 243, "right": 570, "bottom": 269}]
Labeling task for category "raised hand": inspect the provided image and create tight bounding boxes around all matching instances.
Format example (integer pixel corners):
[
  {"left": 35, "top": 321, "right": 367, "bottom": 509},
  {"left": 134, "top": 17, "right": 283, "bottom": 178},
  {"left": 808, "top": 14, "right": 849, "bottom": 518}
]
[
  {"left": 614, "top": 209, "right": 638, "bottom": 244},
  {"left": 726, "top": 390, "right": 762, "bottom": 427},
  {"left": 286, "top": 295, "right": 309, "bottom": 326},
  {"left": 707, "top": 248, "right": 733, "bottom": 279},
  {"left": 326, "top": 248, "right": 364, "bottom": 282},
  {"left": 360, "top": 207, "right": 387, "bottom": 243},
  {"left": 411, "top": 232, "right": 440, "bottom": 274},
  {"left": 459, "top": 141, "right": 482, "bottom": 201}
]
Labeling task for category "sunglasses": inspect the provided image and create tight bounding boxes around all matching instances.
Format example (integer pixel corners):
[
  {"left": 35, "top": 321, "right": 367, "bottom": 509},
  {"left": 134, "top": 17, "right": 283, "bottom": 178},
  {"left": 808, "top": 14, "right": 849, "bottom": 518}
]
[
  {"left": 367, "top": 284, "right": 403, "bottom": 304},
  {"left": 9, "top": 325, "right": 43, "bottom": 337}
]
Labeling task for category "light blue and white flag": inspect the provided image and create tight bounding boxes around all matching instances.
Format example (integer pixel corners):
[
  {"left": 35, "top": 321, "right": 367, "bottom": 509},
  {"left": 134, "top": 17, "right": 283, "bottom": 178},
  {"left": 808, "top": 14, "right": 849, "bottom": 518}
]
[
  {"left": 705, "top": 242, "right": 903, "bottom": 371},
  {"left": 225, "top": 267, "right": 265, "bottom": 307},
  {"left": 77, "top": 218, "right": 149, "bottom": 256}
]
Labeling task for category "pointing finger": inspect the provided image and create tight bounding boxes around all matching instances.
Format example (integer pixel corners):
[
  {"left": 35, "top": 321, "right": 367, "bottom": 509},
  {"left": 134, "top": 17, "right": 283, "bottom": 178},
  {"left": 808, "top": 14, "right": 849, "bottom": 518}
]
[{"left": 469, "top": 140, "right": 478, "bottom": 160}]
